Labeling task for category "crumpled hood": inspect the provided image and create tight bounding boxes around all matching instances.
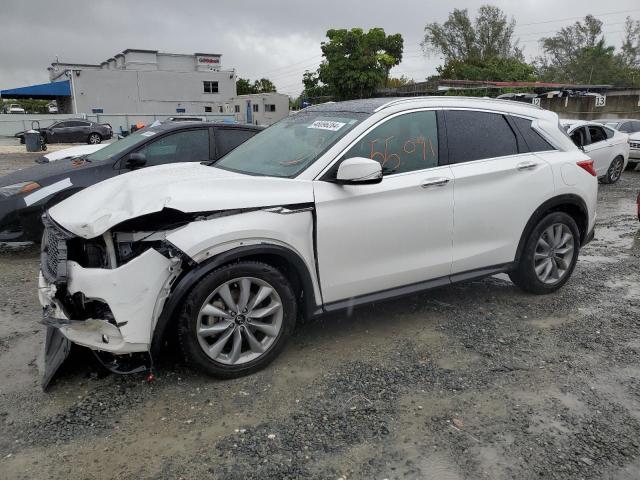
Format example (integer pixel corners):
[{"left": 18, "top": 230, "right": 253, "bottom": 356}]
[{"left": 48, "top": 162, "right": 314, "bottom": 238}]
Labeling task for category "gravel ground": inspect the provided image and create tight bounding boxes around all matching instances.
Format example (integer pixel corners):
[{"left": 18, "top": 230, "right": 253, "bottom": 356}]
[{"left": 0, "top": 152, "right": 639, "bottom": 479}]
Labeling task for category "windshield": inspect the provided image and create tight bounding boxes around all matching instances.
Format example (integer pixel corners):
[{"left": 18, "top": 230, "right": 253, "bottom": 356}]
[
  {"left": 214, "top": 111, "right": 366, "bottom": 177},
  {"left": 86, "top": 128, "right": 160, "bottom": 162},
  {"left": 604, "top": 122, "right": 619, "bottom": 129}
]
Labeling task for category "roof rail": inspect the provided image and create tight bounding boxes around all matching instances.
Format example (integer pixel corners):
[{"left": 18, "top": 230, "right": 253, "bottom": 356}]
[{"left": 374, "top": 96, "right": 544, "bottom": 112}]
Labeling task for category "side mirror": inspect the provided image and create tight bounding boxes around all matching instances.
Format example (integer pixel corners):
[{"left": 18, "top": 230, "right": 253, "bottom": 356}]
[
  {"left": 335, "top": 157, "right": 382, "bottom": 185},
  {"left": 126, "top": 152, "right": 147, "bottom": 169}
]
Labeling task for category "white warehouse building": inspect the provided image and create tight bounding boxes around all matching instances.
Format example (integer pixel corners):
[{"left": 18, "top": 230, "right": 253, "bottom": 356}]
[{"left": 1, "top": 49, "right": 289, "bottom": 125}]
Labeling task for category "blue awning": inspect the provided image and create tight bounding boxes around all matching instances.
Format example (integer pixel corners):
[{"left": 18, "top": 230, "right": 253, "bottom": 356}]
[{"left": 0, "top": 80, "right": 71, "bottom": 99}]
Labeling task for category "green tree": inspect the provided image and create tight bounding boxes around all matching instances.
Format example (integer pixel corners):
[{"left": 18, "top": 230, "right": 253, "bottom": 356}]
[
  {"left": 422, "top": 5, "right": 522, "bottom": 62},
  {"left": 236, "top": 77, "right": 257, "bottom": 95},
  {"left": 438, "top": 57, "right": 535, "bottom": 82},
  {"left": 386, "top": 75, "right": 414, "bottom": 88},
  {"left": 253, "top": 78, "right": 276, "bottom": 93},
  {"left": 535, "top": 15, "right": 640, "bottom": 86},
  {"left": 620, "top": 16, "right": 640, "bottom": 68},
  {"left": 236, "top": 77, "right": 277, "bottom": 95},
  {"left": 301, "top": 70, "right": 330, "bottom": 100},
  {"left": 317, "top": 28, "right": 403, "bottom": 100},
  {"left": 421, "top": 5, "right": 532, "bottom": 83}
]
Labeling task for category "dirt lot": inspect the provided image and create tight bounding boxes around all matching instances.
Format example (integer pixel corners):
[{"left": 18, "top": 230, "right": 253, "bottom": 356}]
[{"left": 0, "top": 152, "right": 639, "bottom": 480}]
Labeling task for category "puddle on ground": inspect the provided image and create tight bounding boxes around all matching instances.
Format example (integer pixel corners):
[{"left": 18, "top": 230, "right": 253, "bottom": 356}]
[
  {"left": 527, "top": 315, "right": 574, "bottom": 329},
  {"left": 579, "top": 254, "right": 620, "bottom": 264},
  {"left": 604, "top": 279, "right": 640, "bottom": 300}
]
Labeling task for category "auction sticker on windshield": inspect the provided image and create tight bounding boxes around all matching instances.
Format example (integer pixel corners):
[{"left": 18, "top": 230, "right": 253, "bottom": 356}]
[{"left": 308, "top": 120, "right": 346, "bottom": 131}]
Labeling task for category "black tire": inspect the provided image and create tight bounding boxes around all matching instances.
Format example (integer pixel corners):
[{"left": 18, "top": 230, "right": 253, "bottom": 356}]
[
  {"left": 602, "top": 156, "right": 624, "bottom": 184},
  {"left": 509, "top": 212, "right": 580, "bottom": 295},
  {"left": 87, "top": 133, "right": 102, "bottom": 144},
  {"left": 178, "top": 261, "right": 297, "bottom": 379},
  {"left": 626, "top": 161, "right": 638, "bottom": 172}
]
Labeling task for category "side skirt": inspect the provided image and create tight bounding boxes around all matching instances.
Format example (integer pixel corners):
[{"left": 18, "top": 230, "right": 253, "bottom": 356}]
[{"left": 322, "top": 263, "right": 513, "bottom": 314}]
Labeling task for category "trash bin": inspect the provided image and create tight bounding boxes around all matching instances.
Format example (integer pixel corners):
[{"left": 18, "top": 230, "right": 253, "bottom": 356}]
[{"left": 24, "top": 129, "right": 41, "bottom": 152}]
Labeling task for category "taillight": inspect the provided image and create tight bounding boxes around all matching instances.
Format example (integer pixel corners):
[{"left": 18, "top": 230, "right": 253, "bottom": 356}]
[{"left": 577, "top": 159, "right": 597, "bottom": 176}]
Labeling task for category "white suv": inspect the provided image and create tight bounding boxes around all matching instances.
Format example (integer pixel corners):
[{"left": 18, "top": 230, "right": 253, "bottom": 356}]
[{"left": 38, "top": 97, "right": 597, "bottom": 385}]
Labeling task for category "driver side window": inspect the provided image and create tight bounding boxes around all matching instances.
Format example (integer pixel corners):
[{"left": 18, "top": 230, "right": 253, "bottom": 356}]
[{"left": 341, "top": 111, "right": 439, "bottom": 175}]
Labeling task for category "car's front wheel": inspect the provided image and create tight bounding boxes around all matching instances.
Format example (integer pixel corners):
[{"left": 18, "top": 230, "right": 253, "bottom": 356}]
[
  {"left": 178, "top": 261, "right": 297, "bottom": 378},
  {"left": 88, "top": 133, "right": 102, "bottom": 144},
  {"left": 509, "top": 212, "right": 580, "bottom": 295}
]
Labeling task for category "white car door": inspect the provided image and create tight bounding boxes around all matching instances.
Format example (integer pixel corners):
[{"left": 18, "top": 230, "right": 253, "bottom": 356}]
[
  {"left": 313, "top": 110, "right": 454, "bottom": 305},
  {"left": 445, "top": 111, "right": 556, "bottom": 273},
  {"left": 583, "top": 125, "right": 612, "bottom": 176}
]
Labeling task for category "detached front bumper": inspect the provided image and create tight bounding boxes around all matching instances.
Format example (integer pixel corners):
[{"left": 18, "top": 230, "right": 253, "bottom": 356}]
[{"left": 39, "top": 248, "right": 180, "bottom": 354}]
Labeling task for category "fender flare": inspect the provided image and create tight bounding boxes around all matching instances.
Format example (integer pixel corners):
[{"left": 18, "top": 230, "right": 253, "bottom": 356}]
[
  {"left": 150, "top": 243, "right": 321, "bottom": 356},
  {"left": 514, "top": 194, "right": 589, "bottom": 265}
]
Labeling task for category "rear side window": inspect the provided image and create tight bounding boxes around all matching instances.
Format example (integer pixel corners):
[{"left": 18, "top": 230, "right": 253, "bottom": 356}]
[
  {"left": 603, "top": 127, "right": 615, "bottom": 139},
  {"left": 139, "top": 129, "right": 210, "bottom": 166},
  {"left": 588, "top": 126, "right": 607, "bottom": 144},
  {"left": 216, "top": 128, "right": 257, "bottom": 158},
  {"left": 445, "top": 111, "right": 518, "bottom": 163},
  {"left": 511, "top": 116, "right": 555, "bottom": 152}
]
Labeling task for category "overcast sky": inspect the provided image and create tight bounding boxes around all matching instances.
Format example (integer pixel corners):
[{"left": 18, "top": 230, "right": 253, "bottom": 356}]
[{"left": 1, "top": 0, "right": 638, "bottom": 96}]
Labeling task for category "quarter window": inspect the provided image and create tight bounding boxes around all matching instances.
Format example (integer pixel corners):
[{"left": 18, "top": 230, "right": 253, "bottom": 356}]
[
  {"left": 341, "top": 110, "right": 439, "bottom": 175},
  {"left": 203, "top": 81, "right": 219, "bottom": 94},
  {"left": 445, "top": 110, "right": 518, "bottom": 163},
  {"left": 511, "top": 116, "right": 554, "bottom": 152}
]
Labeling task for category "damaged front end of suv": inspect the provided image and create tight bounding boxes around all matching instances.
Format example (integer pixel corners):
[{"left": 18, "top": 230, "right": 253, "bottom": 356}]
[
  {"left": 39, "top": 211, "right": 188, "bottom": 388},
  {"left": 37, "top": 162, "right": 320, "bottom": 389}
]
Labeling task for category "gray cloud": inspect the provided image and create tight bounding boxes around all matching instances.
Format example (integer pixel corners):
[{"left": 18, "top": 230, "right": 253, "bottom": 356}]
[{"left": 0, "top": 0, "right": 638, "bottom": 96}]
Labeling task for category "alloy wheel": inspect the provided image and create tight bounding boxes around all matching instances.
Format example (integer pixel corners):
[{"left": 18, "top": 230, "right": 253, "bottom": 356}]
[
  {"left": 533, "top": 223, "right": 575, "bottom": 284},
  {"left": 89, "top": 134, "right": 101, "bottom": 144},
  {"left": 196, "top": 277, "right": 283, "bottom": 365},
  {"left": 608, "top": 158, "right": 623, "bottom": 182}
]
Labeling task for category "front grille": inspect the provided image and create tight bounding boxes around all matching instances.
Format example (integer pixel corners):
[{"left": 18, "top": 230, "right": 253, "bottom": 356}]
[
  {"left": 630, "top": 142, "right": 640, "bottom": 149},
  {"left": 41, "top": 217, "right": 72, "bottom": 284}
]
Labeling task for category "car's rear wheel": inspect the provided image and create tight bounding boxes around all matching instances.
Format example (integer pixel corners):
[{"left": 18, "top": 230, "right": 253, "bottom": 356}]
[
  {"left": 602, "top": 156, "right": 624, "bottom": 184},
  {"left": 178, "top": 261, "right": 296, "bottom": 378},
  {"left": 88, "top": 133, "right": 102, "bottom": 144},
  {"left": 509, "top": 212, "right": 580, "bottom": 295},
  {"left": 626, "top": 161, "right": 638, "bottom": 171}
]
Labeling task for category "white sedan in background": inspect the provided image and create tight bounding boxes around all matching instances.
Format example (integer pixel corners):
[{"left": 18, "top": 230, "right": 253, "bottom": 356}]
[{"left": 561, "top": 120, "right": 629, "bottom": 184}]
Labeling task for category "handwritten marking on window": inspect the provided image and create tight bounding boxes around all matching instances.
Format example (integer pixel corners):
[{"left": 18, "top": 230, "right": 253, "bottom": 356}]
[{"left": 367, "top": 135, "right": 437, "bottom": 171}]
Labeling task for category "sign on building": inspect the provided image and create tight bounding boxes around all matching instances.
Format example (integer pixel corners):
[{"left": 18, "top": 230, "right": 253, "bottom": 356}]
[
  {"left": 196, "top": 55, "right": 221, "bottom": 66},
  {"left": 595, "top": 96, "right": 606, "bottom": 107}
]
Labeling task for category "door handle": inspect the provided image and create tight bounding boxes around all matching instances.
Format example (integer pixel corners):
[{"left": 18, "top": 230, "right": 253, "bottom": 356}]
[
  {"left": 516, "top": 160, "right": 538, "bottom": 170},
  {"left": 420, "top": 177, "right": 450, "bottom": 188}
]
